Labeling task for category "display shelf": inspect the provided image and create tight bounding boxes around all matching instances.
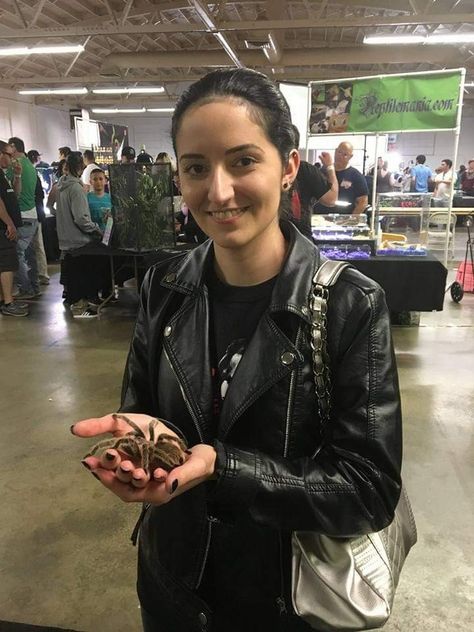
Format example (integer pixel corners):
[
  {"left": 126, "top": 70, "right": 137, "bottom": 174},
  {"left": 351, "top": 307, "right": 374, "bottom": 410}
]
[
  {"left": 376, "top": 192, "right": 431, "bottom": 256},
  {"left": 311, "top": 213, "right": 377, "bottom": 254}
]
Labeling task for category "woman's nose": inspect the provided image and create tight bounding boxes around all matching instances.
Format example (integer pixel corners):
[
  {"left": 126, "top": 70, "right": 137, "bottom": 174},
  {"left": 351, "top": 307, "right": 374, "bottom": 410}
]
[{"left": 207, "top": 167, "right": 234, "bottom": 205}]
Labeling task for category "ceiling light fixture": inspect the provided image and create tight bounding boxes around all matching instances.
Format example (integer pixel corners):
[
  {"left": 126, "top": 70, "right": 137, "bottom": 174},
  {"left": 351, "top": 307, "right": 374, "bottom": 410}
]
[
  {"left": 0, "top": 44, "right": 85, "bottom": 56},
  {"left": 92, "top": 87, "right": 165, "bottom": 94},
  {"left": 92, "top": 107, "right": 147, "bottom": 113},
  {"left": 19, "top": 87, "right": 88, "bottom": 95},
  {"left": 91, "top": 107, "right": 174, "bottom": 114},
  {"left": 146, "top": 108, "right": 175, "bottom": 112},
  {"left": 363, "top": 35, "right": 425, "bottom": 45},
  {"left": 364, "top": 33, "right": 474, "bottom": 45}
]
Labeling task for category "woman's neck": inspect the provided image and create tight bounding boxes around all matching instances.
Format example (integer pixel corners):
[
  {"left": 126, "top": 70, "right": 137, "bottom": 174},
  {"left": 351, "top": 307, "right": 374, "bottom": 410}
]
[{"left": 213, "top": 221, "right": 287, "bottom": 287}]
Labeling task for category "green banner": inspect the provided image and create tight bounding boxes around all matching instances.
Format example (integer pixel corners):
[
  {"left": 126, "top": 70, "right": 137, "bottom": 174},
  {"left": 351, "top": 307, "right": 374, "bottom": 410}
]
[{"left": 309, "top": 71, "right": 461, "bottom": 134}]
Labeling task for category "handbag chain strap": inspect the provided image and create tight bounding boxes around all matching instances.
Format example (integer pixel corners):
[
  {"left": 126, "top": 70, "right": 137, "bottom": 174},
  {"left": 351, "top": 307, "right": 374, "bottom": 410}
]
[{"left": 309, "top": 260, "right": 350, "bottom": 428}]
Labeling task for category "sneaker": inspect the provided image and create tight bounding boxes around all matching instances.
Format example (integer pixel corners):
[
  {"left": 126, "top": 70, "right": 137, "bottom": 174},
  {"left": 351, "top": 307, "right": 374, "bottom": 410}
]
[
  {"left": 1, "top": 302, "right": 29, "bottom": 317},
  {"left": 73, "top": 307, "right": 98, "bottom": 319},
  {"left": 13, "top": 289, "right": 42, "bottom": 300},
  {"left": 70, "top": 299, "right": 98, "bottom": 319},
  {"left": 39, "top": 277, "right": 50, "bottom": 285},
  {"left": 13, "top": 299, "right": 29, "bottom": 309}
]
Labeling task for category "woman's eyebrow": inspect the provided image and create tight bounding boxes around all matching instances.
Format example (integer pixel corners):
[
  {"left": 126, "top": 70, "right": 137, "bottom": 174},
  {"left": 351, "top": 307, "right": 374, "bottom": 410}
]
[
  {"left": 225, "top": 144, "right": 262, "bottom": 155},
  {"left": 179, "top": 144, "right": 263, "bottom": 162}
]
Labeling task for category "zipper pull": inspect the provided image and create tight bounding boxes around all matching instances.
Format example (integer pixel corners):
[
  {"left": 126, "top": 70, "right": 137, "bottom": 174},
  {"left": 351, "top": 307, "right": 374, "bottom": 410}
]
[
  {"left": 276, "top": 596, "right": 287, "bottom": 615},
  {"left": 130, "top": 503, "right": 150, "bottom": 546}
]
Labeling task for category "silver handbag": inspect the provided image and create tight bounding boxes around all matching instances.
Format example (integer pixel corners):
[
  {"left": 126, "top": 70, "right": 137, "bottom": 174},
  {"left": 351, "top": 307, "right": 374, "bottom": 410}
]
[{"left": 291, "top": 260, "right": 417, "bottom": 632}]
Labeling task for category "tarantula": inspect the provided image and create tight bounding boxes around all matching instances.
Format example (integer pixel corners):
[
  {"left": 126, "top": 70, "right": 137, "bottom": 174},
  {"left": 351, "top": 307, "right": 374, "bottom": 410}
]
[{"left": 84, "top": 413, "right": 189, "bottom": 475}]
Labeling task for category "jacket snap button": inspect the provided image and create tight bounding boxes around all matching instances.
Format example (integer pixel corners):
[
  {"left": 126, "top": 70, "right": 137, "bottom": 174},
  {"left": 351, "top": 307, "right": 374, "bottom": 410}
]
[
  {"left": 164, "top": 325, "right": 172, "bottom": 337},
  {"left": 164, "top": 272, "right": 176, "bottom": 283},
  {"left": 301, "top": 306, "right": 310, "bottom": 316},
  {"left": 281, "top": 351, "right": 295, "bottom": 366},
  {"left": 198, "top": 612, "right": 207, "bottom": 626}
]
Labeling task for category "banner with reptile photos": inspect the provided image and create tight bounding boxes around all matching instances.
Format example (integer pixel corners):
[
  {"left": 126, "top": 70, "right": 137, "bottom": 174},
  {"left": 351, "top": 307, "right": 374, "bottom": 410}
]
[{"left": 309, "top": 71, "right": 462, "bottom": 134}]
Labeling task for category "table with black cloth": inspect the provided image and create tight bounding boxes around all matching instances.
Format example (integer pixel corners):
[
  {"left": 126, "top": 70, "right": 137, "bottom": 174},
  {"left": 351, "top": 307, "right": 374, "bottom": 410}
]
[{"left": 349, "top": 252, "right": 447, "bottom": 312}]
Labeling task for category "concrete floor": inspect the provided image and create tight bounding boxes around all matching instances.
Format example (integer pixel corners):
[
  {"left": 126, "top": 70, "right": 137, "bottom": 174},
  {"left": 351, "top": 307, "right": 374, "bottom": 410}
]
[{"left": 0, "top": 263, "right": 473, "bottom": 632}]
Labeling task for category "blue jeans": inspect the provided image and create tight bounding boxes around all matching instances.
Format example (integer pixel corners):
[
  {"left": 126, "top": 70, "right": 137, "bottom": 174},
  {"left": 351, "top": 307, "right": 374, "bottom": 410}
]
[{"left": 15, "top": 219, "right": 39, "bottom": 293}]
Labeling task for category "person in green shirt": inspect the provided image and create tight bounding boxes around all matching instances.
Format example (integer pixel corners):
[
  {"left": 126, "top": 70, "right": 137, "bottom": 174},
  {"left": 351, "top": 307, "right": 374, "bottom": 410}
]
[{"left": 7, "top": 137, "right": 42, "bottom": 298}]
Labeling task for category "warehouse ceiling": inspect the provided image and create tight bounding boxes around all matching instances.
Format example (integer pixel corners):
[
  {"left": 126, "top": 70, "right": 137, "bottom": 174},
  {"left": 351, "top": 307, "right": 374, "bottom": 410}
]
[{"left": 0, "top": 0, "right": 473, "bottom": 108}]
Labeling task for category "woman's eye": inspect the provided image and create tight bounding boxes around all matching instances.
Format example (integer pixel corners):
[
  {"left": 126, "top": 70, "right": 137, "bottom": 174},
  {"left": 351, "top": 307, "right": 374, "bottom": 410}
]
[
  {"left": 235, "top": 156, "right": 257, "bottom": 168},
  {"left": 183, "top": 164, "right": 206, "bottom": 176}
]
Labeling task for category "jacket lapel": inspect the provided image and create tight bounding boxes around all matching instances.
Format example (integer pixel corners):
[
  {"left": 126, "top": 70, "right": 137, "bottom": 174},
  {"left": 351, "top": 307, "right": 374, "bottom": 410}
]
[
  {"left": 163, "top": 290, "right": 215, "bottom": 442},
  {"left": 218, "top": 312, "right": 303, "bottom": 441}
]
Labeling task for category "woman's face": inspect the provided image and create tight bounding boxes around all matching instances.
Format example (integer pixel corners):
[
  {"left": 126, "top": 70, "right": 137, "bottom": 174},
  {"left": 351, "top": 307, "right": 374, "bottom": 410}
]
[{"left": 175, "top": 99, "right": 298, "bottom": 251}]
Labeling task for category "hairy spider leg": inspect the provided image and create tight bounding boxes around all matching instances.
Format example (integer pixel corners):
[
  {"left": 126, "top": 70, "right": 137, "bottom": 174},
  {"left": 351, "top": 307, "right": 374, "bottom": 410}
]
[{"left": 111, "top": 413, "right": 146, "bottom": 438}]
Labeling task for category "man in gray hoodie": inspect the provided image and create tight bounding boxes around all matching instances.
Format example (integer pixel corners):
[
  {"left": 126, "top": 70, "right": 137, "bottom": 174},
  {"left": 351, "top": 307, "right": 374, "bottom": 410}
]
[{"left": 54, "top": 152, "right": 103, "bottom": 317}]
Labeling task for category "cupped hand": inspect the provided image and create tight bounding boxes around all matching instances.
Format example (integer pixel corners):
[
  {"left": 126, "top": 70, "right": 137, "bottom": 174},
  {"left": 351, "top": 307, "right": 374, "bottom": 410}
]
[
  {"left": 72, "top": 413, "right": 216, "bottom": 504},
  {"left": 319, "top": 152, "right": 334, "bottom": 168}
]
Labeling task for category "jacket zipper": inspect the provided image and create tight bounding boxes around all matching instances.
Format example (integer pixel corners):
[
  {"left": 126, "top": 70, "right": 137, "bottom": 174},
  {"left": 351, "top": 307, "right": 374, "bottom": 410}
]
[
  {"left": 163, "top": 347, "right": 204, "bottom": 443},
  {"left": 195, "top": 515, "right": 218, "bottom": 589},
  {"left": 164, "top": 346, "right": 215, "bottom": 589},
  {"left": 278, "top": 324, "right": 303, "bottom": 616}
]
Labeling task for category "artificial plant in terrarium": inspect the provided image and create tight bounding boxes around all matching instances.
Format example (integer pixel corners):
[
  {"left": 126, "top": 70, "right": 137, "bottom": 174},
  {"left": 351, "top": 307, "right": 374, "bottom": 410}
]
[{"left": 109, "top": 163, "right": 176, "bottom": 250}]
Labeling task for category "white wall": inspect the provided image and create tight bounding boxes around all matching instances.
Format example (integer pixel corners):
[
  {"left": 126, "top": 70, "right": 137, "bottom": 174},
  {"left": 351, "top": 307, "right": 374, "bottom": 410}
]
[
  {"left": 105, "top": 114, "right": 175, "bottom": 161},
  {"left": 0, "top": 88, "right": 75, "bottom": 163},
  {"left": 393, "top": 111, "right": 474, "bottom": 170}
]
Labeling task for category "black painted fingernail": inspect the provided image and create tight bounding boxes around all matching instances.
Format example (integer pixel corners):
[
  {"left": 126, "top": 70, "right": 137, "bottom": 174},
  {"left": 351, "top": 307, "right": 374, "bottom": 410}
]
[
  {"left": 170, "top": 479, "right": 178, "bottom": 494},
  {"left": 81, "top": 460, "right": 91, "bottom": 471},
  {"left": 184, "top": 449, "right": 192, "bottom": 455},
  {"left": 105, "top": 451, "right": 115, "bottom": 461},
  {"left": 70, "top": 425, "right": 76, "bottom": 435},
  {"left": 91, "top": 472, "right": 100, "bottom": 480}
]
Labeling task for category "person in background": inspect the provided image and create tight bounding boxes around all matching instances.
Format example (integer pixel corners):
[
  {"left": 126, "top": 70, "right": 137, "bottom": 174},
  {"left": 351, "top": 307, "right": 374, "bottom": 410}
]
[
  {"left": 81, "top": 150, "right": 99, "bottom": 192},
  {"left": 316, "top": 141, "right": 368, "bottom": 215},
  {"left": 28, "top": 149, "right": 53, "bottom": 194},
  {"left": 136, "top": 148, "right": 154, "bottom": 165},
  {"left": 121, "top": 146, "right": 136, "bottom": 164},
  {"left": 454, "top": 164, "right": 466, "bottom": 190},
  {"left": 433, "top": 158, "right": 454, "bottom": 205},
  {"left": 55, "top": 152, "right": 103, "bottom": 318},
  {"left": 87, "top": 169, "right": 111, "bottom": 232},
  {"left": 58, "top": 146, "right": 72, "bottom": 161},
  {"left": 410, "top": 155, "right": 432, "bottom": 193},
  {"left": 28, "top": 148, "right": 51, "bottom": 285},
  {"left": 8, "top": 136, "right": 42, "bottom": 299},
  {"left": 0, "top": 140, "right": 28, "bottom": 317},
  {"left": 289, "top": 124, "right": 338, "bottom": 239},
  {"left": 72, "top": 68, "right": 402, "bottom": 632},
  {"left": 460, "top": 159, "right": 474, "bottom": 196},
  {"left": 46, "top": 160, "right": 66, "bottom": 214}
]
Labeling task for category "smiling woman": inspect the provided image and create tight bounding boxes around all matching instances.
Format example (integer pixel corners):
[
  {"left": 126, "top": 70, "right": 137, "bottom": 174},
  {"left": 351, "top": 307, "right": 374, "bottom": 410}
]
[{"left": 72, "top": 68, "right": 403, "bottom": 632}]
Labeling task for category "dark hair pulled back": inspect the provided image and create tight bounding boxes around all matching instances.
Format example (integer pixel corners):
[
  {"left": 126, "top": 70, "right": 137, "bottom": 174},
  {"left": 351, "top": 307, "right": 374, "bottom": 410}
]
[
  {"left": 66, "top": 151, "right": 83, "bottom": 178},
  {"left": 171, "top": 69, "right": 295, "bottom": 167}
]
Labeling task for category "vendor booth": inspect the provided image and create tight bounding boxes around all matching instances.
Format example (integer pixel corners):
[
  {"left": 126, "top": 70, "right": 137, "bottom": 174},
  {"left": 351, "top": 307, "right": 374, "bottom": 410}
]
[{"left": 281, "top": 68, "right": 466, "bottom": 313}]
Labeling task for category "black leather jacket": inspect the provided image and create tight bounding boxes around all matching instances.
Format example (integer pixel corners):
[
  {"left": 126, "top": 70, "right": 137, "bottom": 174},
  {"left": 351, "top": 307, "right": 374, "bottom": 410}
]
[{"left": 121, "top": 222, "right": 402, "bottom": 632}]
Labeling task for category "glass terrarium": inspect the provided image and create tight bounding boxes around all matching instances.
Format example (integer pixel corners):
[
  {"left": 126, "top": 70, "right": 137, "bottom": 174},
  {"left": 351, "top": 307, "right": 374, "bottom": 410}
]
[
  {"left": 311, "top": 213, "right": 376, "bottom": 254},
  {"left": 109, "top": 163, "right": 176, "bottom": 251},
  {"left": 376, "top": 192, "right": 431, "bottom": 256}
]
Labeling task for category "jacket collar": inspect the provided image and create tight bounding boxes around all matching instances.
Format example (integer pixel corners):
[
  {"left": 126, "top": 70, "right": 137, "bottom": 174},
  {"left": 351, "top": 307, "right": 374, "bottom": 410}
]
[{"left": 160, "top": 221, "right": 319, "bottom": 323}]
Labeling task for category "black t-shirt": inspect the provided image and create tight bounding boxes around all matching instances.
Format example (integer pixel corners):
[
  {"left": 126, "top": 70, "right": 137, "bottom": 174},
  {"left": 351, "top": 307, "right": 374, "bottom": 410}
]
[
  {"left": 315, "top": 166, "right": 368, "bottom": 214},
  {"left": 293, "top": 161, "right": 330, "bottom": 238},
  {"left": 0, "top": 170, "right": 22, "bottom": 229},
  {"left": 206, "top": 265, "right": 276, "bottom": 429}
]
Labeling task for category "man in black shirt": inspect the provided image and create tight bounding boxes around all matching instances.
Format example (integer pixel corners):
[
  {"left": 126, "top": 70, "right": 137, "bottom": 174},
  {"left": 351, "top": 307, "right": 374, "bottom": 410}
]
[
  {"left": 0, "top": 141, "right": 28, "bottom": 316},
  {"left": 315, "top": 141, "right": 369, "bottom": 215}
]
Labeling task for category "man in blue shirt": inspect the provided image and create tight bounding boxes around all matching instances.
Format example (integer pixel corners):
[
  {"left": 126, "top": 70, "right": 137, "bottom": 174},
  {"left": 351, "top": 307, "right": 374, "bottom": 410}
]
[{"left": 411, "top": 154, "right": 432, "bottom": 193}]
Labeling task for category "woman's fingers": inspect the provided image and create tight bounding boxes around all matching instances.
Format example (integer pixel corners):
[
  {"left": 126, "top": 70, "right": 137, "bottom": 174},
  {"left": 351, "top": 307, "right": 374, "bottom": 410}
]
[
  {"left": 131, "top": 468, "right": 150, "bottom": 488},
  {"left": 100, "top": 449, "right": 121, "bottom": 470},
  {"left": 71, "top": 414, "right": 126, "bottom": 438},
  {"left": 116, "top": 460, "right": 135, "bottom": 483},
  {"left": 86, "top": 466, "right": 170, "bottom": 504}
]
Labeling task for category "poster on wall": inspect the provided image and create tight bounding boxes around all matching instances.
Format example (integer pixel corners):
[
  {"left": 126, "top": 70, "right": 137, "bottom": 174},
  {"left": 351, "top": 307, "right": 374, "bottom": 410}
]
[
  {"left": 98, "top": 122, "right": 129, "bottom": 162},
  {"left": 309, "top": 70, "right": 462, "bottom": 135}
]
